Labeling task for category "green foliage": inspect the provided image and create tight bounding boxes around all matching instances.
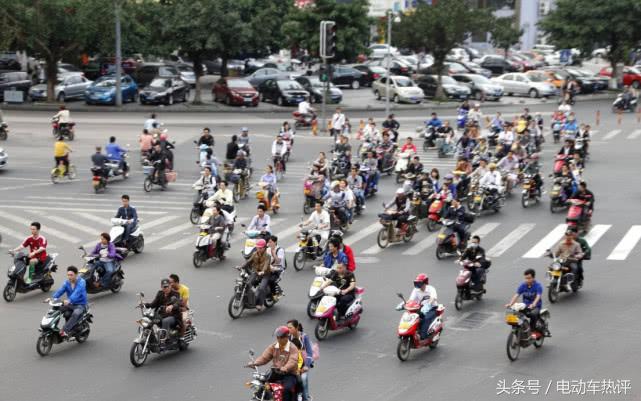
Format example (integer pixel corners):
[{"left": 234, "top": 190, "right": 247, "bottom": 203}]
[
  {"left": 489, "top": 17, "right": 523, "bottom": 56},
  {"left": 282, "top": 0, "right": 372, "bottom": 61}
]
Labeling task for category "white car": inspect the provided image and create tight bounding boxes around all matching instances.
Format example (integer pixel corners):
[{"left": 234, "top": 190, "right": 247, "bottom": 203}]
[
  {"left": 448, "top": 48, "right": 470, "bottom": 62},
  {"left": 369, "top": 44, "right": 399, "bottom": 59},
  {"left": 491, "top": 73, "right": 557, "bottom": 98},
  {"left": 372, "top": 75, "right": 424, "bottom": 104},
  {"left": 0, "top": 147, "right": 7, "bottom": 169},
  {"left": 175, "top": 64, "right": 196, "bottom": 87}
]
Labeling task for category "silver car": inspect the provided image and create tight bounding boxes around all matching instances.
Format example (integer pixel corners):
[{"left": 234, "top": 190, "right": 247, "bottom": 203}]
[
  {"left": 452, "top": 73, "right": 504, "bottom": 101},
  {"left": 176, "top": 64, "right": 196, "bottom": 87},
  {"left": 0, "top": 147, "right": 7, "bottom": 169},
  {"left": 30, "top": 73, "right": 93, "bottom": 102},
  {"left": 491, "top": 73, "right": 556, "bottom": 98},
  {"left": 372, "top": 75, "right": 424, "bottom": 104}
]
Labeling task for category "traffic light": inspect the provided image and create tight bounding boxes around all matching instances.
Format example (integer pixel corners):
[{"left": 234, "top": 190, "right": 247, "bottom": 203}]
[
  {"left": 325, "top": 22, "right": 337, "bottom": 59},
  {"left": 319, "top": 64, "right": 329, "bottom": 82}
]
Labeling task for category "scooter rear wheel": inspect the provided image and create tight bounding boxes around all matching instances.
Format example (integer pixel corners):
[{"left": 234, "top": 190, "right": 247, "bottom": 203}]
[
  {"left": 454, "top": 291, "right": 463, "bottom": 310},
  {"left": 193, "top": 251, "right": 204, "bottom": 268},
  {"left": 189, "top": 208, "right": 201, "bottom": 225},
  {"left": 293, "top": 251, "right": 306, "bottom": 271}
]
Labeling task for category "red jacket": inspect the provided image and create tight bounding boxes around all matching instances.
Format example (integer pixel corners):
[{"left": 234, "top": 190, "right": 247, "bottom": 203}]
[{"left": 344, "top": 244, "right": 356, "bottom": 271}]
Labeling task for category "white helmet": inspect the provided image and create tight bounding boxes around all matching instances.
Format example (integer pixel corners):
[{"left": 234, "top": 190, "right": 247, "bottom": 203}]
[{"left": 396, "top": 188, "right": 405, "bottom": 195}]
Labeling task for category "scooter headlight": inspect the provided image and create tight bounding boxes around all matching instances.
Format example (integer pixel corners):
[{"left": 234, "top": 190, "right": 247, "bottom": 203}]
[
  {"left": 141, "top": 317, "right": 153, "bottom": 328},
  {"left": 8, "top": 265, "right": 15, "bottom": 274}
]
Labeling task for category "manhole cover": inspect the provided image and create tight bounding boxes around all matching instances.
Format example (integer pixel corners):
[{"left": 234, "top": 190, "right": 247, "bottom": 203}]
[{"left": 451, "top": 312, "right": 493, "bottom": 330}]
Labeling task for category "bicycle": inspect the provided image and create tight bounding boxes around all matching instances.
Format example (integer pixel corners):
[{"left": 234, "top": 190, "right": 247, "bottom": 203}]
[{"left": 51, "top": 160, "right": 76, "bottom": 184}]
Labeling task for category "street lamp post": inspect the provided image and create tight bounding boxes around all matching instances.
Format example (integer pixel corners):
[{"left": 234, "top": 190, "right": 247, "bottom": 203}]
[
  {"left": 114, "top": 0, "right": 122, "bottom": 107},
  {"left": 385, "top": 9, "right": 392, "bottom": 117}
]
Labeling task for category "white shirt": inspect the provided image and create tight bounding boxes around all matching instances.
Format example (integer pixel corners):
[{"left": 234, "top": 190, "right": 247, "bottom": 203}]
[
  {"left": 468, "top": 109, "right": 483, "bottom": 123},
  {"left": 210, "top": 188, "right": 234, "bottom": 206},
  {"left": 305, "top": 209, "right": 330, "bottom": 229},
  {"left": 498, "top": 130, "right": 514, "bottom": 145},
  {"left": 480, "top": 170, "right": 502, "bottom": 188},
  {"left": 194, "top": 175, "right": 216, "bottom": 194},
  {"left": 362, "top": 125, "right": 380, "bottom": 142},
  {"left": 143, "top": 118, "right": 157, "bottom": 130},
  {"left": 271, "top": 141, "right": 287, "bottom": 157},
  {"left": 409, "top": 285, "right": 438, "bottom": 307},
  {"left": 331, "top": 112, "right": 345, "bottom": 130},
  {"left": 53, "top": 109, "right": 71, "bottom": 124},
  {"left": 298, "top": 101, "right": 312, "bottom": 114},
  {"left": 558, "top": 104, "right": 572, "bottom": 113},
  {"left": 269, "top": 246, "right": 286, "bottom": 270},
  {"left": 343, "top": 187, "right": 355, "bottom": 207}
]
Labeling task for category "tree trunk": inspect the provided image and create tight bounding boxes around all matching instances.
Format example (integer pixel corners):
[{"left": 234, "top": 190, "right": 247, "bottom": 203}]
[
  {"left": 192, "top": 55, "right": 203, "bottom": 105},
  {"left": 45, "top": 57, "right": 58, "bottom": 102},
  {"left": 434, "top": 59, "right": 445, "bottom": 99},
  {"left": 221, "top": 56, "right": 228, "bottom": 78},
  {"left": 609, "top": 58, "right": 620, "bottom": 90}
]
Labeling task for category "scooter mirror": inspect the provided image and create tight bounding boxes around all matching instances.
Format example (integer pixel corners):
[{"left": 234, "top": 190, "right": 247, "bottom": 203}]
[
  {"left": 138, "top": 292, "right": 144, "bottom": 298},
  {"left": 396, "top": 292, "right": 404, "bottom": 299},
  {"left": 248, "top": 349, "right": 255, "bottom": 357}
]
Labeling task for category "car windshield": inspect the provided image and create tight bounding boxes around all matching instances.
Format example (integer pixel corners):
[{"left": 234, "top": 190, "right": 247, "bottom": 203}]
[
  {"left": 158, "top": 66, "right": 177, "bottom": 76},
  {"left": 448, "top": 63, "right": 467, "bottom": 73},
  {"left": 395, "top": 77, "right": 414, "bottom": 87},
  {"left": 95, "top": 78, "right": 117, "bottom": 87},
  {"left": 370, "top": 66, "right": 386, "bottom": 74},
  {"left": 627, "top": 67, "right": 641, "bottom": 75},
  {"left": 440, "top": 76, "right": 457, "bottom": 85},
  {"left": 228, "top": 80, "right": 253, "bottom": 88},
  {"left": 177, "top": 65, "right": 192, "bottom": 72},
  {"left": 469, "top": 75, "right": 491, "bottom": 84},
  {"left": 150, "top": 78, "right": 169, "bottom": 87},
  {"left": 527, "top": 74, "right": 546, "bottom": 82},
  {"left": 277, "top": 81, "right": 303, "bottom": 90}
]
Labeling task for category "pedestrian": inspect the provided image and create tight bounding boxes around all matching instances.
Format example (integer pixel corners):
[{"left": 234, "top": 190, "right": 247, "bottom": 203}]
[{"left": 331, "top": 107, "right": 345, "bottom": 139}]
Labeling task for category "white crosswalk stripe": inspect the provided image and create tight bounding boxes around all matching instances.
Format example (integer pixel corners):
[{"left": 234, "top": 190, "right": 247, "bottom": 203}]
[
  {"left": 487, "top": 224, "right": 535, "bottom": 258},
  {"left": 471, "top": 223, "right": 500, "bottom": 238},
  {"left": 626, "top": 129, "right": 641, "bottom": 140},
  {"left": 0, "top": 224, "right": 28, "bottom": 242},
  {"left": 29, "top": 211, "right": 98, "bottom": 236},
  {"left": 603, "top": 129, "right": 621, "bottom": 140},
  {"left": 343, "top": 223, "right": 383, "bottom": 247},
  {"left": 522, "top": 224, "right": 567, "bottom": 259},
  {"left": 583, "top": 224, "right": 611, "bottom": 247},
  {"left": 146, "top": 223, "right": 195, "bottom": 245},
  {"left": 402, "top": 233, "right": 439, "bottom": 256},
  {"left": 607, "top": 226, "right": 641, "bottom": 261},
  {"left": 0, "top": 210, "right": 81, "bottom": 244}
]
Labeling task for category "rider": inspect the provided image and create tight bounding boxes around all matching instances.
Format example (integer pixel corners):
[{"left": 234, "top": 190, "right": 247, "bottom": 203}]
[
  {"left": 325, "top": 181, "right": 348, "bottom": 227},
  {"left": 210, "top": 180, "right": 235, "bottom": 213},
  {"left": 11, "top": 222, "right": 47, "bottom": 284},
  {"left": 53, "top": 136, "right": 72, "bottom": 175},
  {"left": 149, "top": 143, "right": 167, "bottom": 189},
  {"left": 168, "top": 273, "right": 190, "bottom": 309},
  {"left": 479, "top": 162, "right": 504, "bottom": 196},
  {"left": 115, "top": 194, "right": 138, "bottom": 246},
  {"left": 193, "top": 166, "right": 217, "bottom": 199},
  {"left": 298, "top": 96, "right": 316, "bottom": 121},
  {"left": 506, "top": 268, "right": 547, "bottom": 338},
  {"left": 247, "top": 326, "right": 300, "bottom": 401},
  {"left": 407, "top": 156, "right": 424, "bottom": 176},
  {"left": 226, "top": 135, "right": 240, "bottom": 163},
  {"left": 362, "top": 118, "right": 381, "bottom": 143},
  {"left": 622, "top": 85, "right": 634, "bottom": 110},
  {"left": 572, "top": 181, "right": 595, "bottom": 221},
  {"left": 139, "top": 129, "right": 154, "bottom": 159},
  {"left": 323, "top": 238, "right": 348, "bottom": 269},
  {"left": 241, "top": 238, "right": 272, "bottom": 311},
  {"left": 363, "top": 151, "right": 379, "bottom": 190},
  {"left": 143, "top": 113, "right": 158, "bottom": 131},
  {"left": 248, "top": 204, "right": 272, "bottom": 236},
  {"left": 497, "top": 150, "right": 520, "bottom": 192},
  {"left": 334, "top": 134, "right": 352, "bottom": 160},
  {"left": 197, "top": 127, "right": 215, "bottom": 147},
  {"left": 569, "top": 228, "right": 590, "bottom": 285},
  {"left": 553, "top": 230, "right": 584, "bottom": 291},
  {"left": 442, "top": 198, "right": 469, "bottom": 251},
  {"left": 88, "top": 233, "right": 120, "bottom": 289},
  {"left": 302, "top": 201, "right": 331, "bottom": 247},
  {"left": 91, "top": 146, "right": 110, "bottom": 180},
  {"left": 383, "top": 188, "right": 411, "bottom": 231},
  {"left": 260, "top": 165, "right": 278, "bottom": 206},
  {"left": 406, "top": 273, "right": 438, "bottom": 339},
  {"left": 105, "top": 136, "right": 128, "bottom": 175},
  {"left": 468, "top": 103, "right": 483, "bottom": 127},
  {"left": 320, "top": 262, "right": 356, "bottom": 318},
  {"left": 144, "top": 278, "right": 182, "bottom": 332},
  {"left": 377, "top": 131, "right": 395, "bottom": 171},
  {"left": 52, "top": 105, "right": 72, "bottom": 135},
  {"left": 459, "top": 235, "right": 491, "bottom": 290},
  {"left": 207, "top": 205, "right": 227, "bottom": 257},
  {"left": 346, "top": 167, "right": 365, "bottom": 209},
  {"left": 339, "top": 179, "right": 355, "bottom": 223},
  {"left": 400, "top": 137, "right": 417, "bottom": 154},
  {"left": 280, "top": 121, "right": 295, "bottom": 146},
  {"left": 382, "top": 113, "right": 400, "bottom": 142},
  {"left": 272, "top": 136, "right": 288, "bottom": 172},
  {"left": 238, "top": 127, "right": 251, "bottom": 155},
  {"left": 50, "top": 265, "right": 87, "bottom": 337},
  {"left": 267, "top": 235, "right": 286, "bottom": 297},
  {"left": 425, "top": 112, "right": 442, "bottom": 145},
  {"left": 522, "top": 154, "right": 543, "bottom": 194},
  {"left": 312, "top": 152, "right": 329, "bottom": 178}
]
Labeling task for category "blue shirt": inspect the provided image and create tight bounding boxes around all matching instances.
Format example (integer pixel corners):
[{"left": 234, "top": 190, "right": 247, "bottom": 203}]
[
  {"left": 426, "top": 117, "right": 442, "bottom": 128},
  {"left": 106, "top": 143, "right": 126, "bottom": 161},
  {"left": 116, "top": 206, "right": 138, "bottom": 224},
  {"left": 517, "top": 281, "right": 543, "bottom": 309},
  {"left": 53, "top": 278, "right": 88, "bottom": 305},
  {"left": 323, "top": 251, "right": 348, "bottom": 268}
]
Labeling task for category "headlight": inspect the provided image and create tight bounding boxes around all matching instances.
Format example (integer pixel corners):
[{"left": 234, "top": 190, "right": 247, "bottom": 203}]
[
  {"left": 141, "top": 317, "right": 153, "bottom": 328},
  {"left": 8, "top": 265, "right": 15, "bottom": 273},
  {"left": 552, "top": 262, "right": 561, "bottom": 271}
]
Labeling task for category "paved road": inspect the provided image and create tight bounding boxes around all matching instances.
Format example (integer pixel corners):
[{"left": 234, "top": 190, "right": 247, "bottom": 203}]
[{"left": 0, "top": 100, "right": 638, "bottom": 401}]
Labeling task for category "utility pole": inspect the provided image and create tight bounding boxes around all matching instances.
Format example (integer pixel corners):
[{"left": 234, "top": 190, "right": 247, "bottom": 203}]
[
  {"left": 114, "top": 0, "right": 122, "bottom": 106},
  {"left": 319, "top": 21, "right": 336, "bottom": 133},
  {"left": 385, "top": 9, "right": 392, "bottom": 117}
]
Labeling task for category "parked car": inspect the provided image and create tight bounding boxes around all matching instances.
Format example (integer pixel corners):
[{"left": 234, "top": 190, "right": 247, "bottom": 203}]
[
  {"left": 139, "top": 77, "right": 189, "bottom": 105},
  {"left": 447, "top": 48, "right": 470, "bottom": 62},
  {"left": 0, "top": 147, "right": 7, "bottom": 169},
  {"left": 248, "top": 68, "right": 291, "bottom": 88},
  {"left": 452, "top": 73, "right": 503, "bottom": 101},
  {"left": 416, "top": 75, "right": 470, "bottom": 100},
  {"left": 329, "top": 66, "right": 367, "bottom": 89},
  {"left": 134, "top": 63, "right": 178, "bottom": 88},
  {"left": 599, "top": 66, "right": 641, "bottom": 89},
  {"left": 212, "top": 78, "right": 259, "bottom": 106},
  {"left": 508, "top": 54, "right": 534, "bottom": 71},
  {"left": 175, "top": 64, "right": 196, "bottom": 87},
  {"left": 455, "top": 60, "right": 492, "bottom": 78},
  {"left": 29, "top": 73, "right": 93, "bottom": 102},
  {"left": 203, "top": 58, "right": 245, "bottom": 75},
  {"left": 84, "top": 74, "right": 138, "bottom": 105},
  {"left": 571, "top": 68, "right": 608, "bottom": 90},
  {"left": 491, "top": 73, "right": 556, "bottom": 98},
  {"left": 0, "top": 58, "right": 21, "bottom": 71},
  {"left": 0, "top": 71, "right": 31, "bottom": 101},
  {"left": 517, "top": 52, "right": 546, "bottom": 69},
  {"left": 478, "top": 55, "right": 518, "bottom": 75},
  {"left": 526, "top": 70, "right": 565, "bottom": 90},
  {"left": 352, "top": 64, "right": 387, "bottom": 87},
  {"left": 366, "top": 59, "right": 411, "bottom": 77},
  {"left": 37, "top": 62, "right": 84, "bottom": 82},
  {"left": 372, "top": 75, "right": 424, "bottom": 104},
  {"left": 257, "top": 79, "right": 309, "bottom": 106},
  {"left": 563, "top": 68, "right": 599, "bottom": 93},
  {"left": 368, "top": 44, "right": 399, "bottom": 59},
  {"left": 295, "top": 76, "right": 342, "bottom": 104}
]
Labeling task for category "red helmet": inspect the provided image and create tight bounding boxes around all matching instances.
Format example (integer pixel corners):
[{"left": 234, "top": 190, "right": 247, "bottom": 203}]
[
  {"left": 414, "top": 273, "right": 429, "bottom": 286},
  {"left": 159, "top": 133, "right": 168, "bottom": 141},
  {"left": 273, "top": 326, "right": 290, "bottom": 338},
  {"left": 255, "top": 239, "right": 266, "bottom": 249}
]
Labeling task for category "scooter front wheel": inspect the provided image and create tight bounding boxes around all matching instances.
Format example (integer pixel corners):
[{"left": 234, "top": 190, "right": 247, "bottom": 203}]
[
  {"left": 315, "top": 318, "right": 329, "bottom": 341},
  {"left": 293, "top": 251, "right": 306, "bottom": 271},
  {"left": 189, "top": 208, "right": 201, "bottom": 225},
  {"left": 506, "top": 331, "right": 521, "bottom": 361},
  {"left": 377, "top": 228, "right": 390, "bottom": 248},
  {"left": 228, "top": 294, "right": 244, "bottom": 319},
  {"left": 396, "top": 337, "right": 411, "bottom": 361},
  {"left": 454, "top": 291, "right": 463, "bottom": 310},
  {"left": 129, "top": 342, "right": 148, "bottom": 367},
  {"left": 36, "top": 333, "right": 53, "bottom": 356},
  {"left": 143, "top": 177, "right": 153, "bottom": 192},
  {"left": 3, "top": 280, "right": 17, "bottom": 302}
]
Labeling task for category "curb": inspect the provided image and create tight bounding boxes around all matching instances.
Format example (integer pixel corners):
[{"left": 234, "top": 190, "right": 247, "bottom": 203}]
[{"left": 0, "top": 93, "right": 616, "bottom": 114}]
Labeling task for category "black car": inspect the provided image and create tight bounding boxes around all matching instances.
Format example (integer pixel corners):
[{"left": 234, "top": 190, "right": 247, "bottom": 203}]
[
  {"left": 139, "top": 77, "right": 189, "bottom": 105},
  {"left": 415, "top": 74, "right": 470, "bottom": 99},
  {"left": 134, "top": 63, "right": 179, "bottom": 88},
  {"left": 353, "top": 64, "right": 387, "bottom": 87},
  {"left": 295, "top": 76, "right": 343, "bottom": 104},
  {"left": 258, "top": 79, "right": 309, "bottom": 106},
  {"left": 564, "top": 68, "right": 601, "bottom": 93},
  {"left": 366, "top": 59, "right": 412, "bottom": 77},
  {"left": 329, "top": 66, "right": 367, "bottom": 89},
  {"left": 0, "top": 71, "right": 31, "bottom": 101},
  {"left": 478, "top": 56, "right": 518, "bottom": 75}
]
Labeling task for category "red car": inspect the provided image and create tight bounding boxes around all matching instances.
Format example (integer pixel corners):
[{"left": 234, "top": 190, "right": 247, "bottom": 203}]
[
  {"left": 599, "top": 66, "right": 641, "bottom": 88},
  {"left": 212, "top": 78, "right": 259, "bottom": 106}
]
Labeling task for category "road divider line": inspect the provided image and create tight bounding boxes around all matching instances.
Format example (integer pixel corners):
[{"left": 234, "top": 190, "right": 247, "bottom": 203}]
[
  {"left": 361, "top": 244, "right": 382, "bottom": 255},
  {"left": 603, "top": 129, "right": 621, "bottom": 140},
  {"left": 522, "top": 224, "right": 567, "bottom": 258},
  {"left": 607, "top": 226, "right": 641, "bottom": 261},
  {"left": 0, "top": 211, "right": 81, "bottom": 244},
  {"left": 402, "top": 233, "right": 439, "bottom": 256},
  {"left": 583, "top": 224, "right": 611, "bottom": 247},
  {"left": 0, "top": 204, "right": 173, "bottom": 213},
  {"left": 487, "top": 224, "right": 535, "bottom": 258},
  {"left": 626, "top": 129, "right": 641, "bottom": 140}
]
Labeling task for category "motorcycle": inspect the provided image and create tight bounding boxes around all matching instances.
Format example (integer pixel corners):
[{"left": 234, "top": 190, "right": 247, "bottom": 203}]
[
  {"left": 129, "top": 292, "right": 197, "bottom": 367},
  {"left": 376, "top": 210, "right": 418, "bottom": 248},
  {"left": 302, "top": 178, "right": 323, "bottom": 214},
  {"left": 244, "top": 350, "right": 302, "bottom": 401},
  {"left": 376, "top": 145, "right": 396, "bottom": 175},
  {"left": 468, "top": 186, "right": 504, "bottom": 214},
  {"left": 521, "top": 174, "right": 542, "bottom": 208},
  {"left": 358, "top": 138, "right": 376, "bottom": 161},
  {"left": 51, "top": 118, "right": 75, "bottom": 140},
  {"left": 4, "top": 251, "right": 58, "bottom": 303},
  {"left": 240, "top": 226, "right": 268, "bottom": 260},
  {"left": 454, "top": 257, "right": 488, "bottom": 310},
  {"left": 328, "top": 205, "right": 348, "bottom": 231},
  {"left": 293, "top": 227, "right": 325, "bottom": 272},
  {"left": 224, "top": 164, "right": 249, "bottom": 202},
  {"left": 50, "top": 159, "right": 77, "bottom": 184},
  {"left": 36, "top": 299, "right": 93, "bottom": 356},
  {"left": 426, "top": 195, "right": 446, "bottom": 232},
  {"left": 105, "top": 151, "right": 130, "bottom": 180},
  {"left": 193, "top": 225, "right": 227, "bottom": 268},
  {"left": 358, "top": 164, "right": 377, "bottom": 198},
  {"left": 395, "top": 293, "right": 445, "bottom": 361},
  {"left": 435, "top": 219, "right": 469, "bottom": 260},
  {"left": 545, "top": 251, "right": 581, "bottom": 303},
  {"left": 190, "top": 184, "right": 209, "bottom": 225},
  {"left": 91, "top": 166, "right": 108, "bottom": 193},
  {"left": 228, "top": 266, "right": 283, "bottom": 319},
  {"left": 421, "top": 126, "right": 437, "bottom": 151},
  {"left": 548, "top": 176, "right": 572, "bottom": 213},
  {"left": 329, "top": 152, "right": 350, "bottom": 180},
  {"left": 612, "top": 93, "right": 637, "bottom": 113},
  {"left": 306, "top": 265, "right": 332, "bottom": 318},
  {"left": 565, "top": 198, "right": 591, "bottom": 234},
  {"left": 143, "top": 159, "right": 176, "bottom": 192},
  {"left": 552, "top": 154, "right": 570, "bottom": 175},
  {"left": 273, "top": 155, "right": 286, "bottom": 180},
  {"left": 78, "top": 246, "right": 124, "bottom": 294},
  {"left": 255, "top": 182, "right": 280, "bottom": 214},
  {"left": 0, "top": 122, "right": 8, "bottom": 140},
  {"left": 551, "top": 120, "right": 563, "bottom": 144},
  {"left": 313, "top": 285, "right": 364, "bottom": 341},
  {"left": 505, "top": 303, "right": 550, "bottom": 361},
  {"left": 394, "top": 150, "right": 414, "bottom": 183},
  {"left": 109, "top": 217, "right": 144, "bottom": 255},
  {"left": 293, "top": 111, "right": 318, "bottom": 131}
]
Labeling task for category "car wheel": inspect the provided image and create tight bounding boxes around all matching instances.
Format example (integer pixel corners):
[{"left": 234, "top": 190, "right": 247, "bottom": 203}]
[
  {"left": 375, "top": 90, "right": 381, "bottom": 100},
  {"left": 225, "top": 95, "right": 231, "bottom": 105},
  {"left": 393, "top": 94, "right": 400, "bottom": 104},
  {"left": 260, "top": 93, "right": 266, "bottom": 102},
  {"left": 167, "top": 94, "right": 174, "bottom": 105},
  {"left": 351, "top": 80, "right": 360, "bottom": 90},
  {"left": 474, "top": 91, "right": 483, "bottom": 100},
  {"left": 57, "top": 92, "right": 65, "bottom": 102},
  {"left": 132, "top": 91, "right": 139, "bottom": 103},
  {"left": 277, "top": 96, "right": 284, "bottom": 106},
  {"left": 529, "top": 88, "right": 539, "bottom": 98}
]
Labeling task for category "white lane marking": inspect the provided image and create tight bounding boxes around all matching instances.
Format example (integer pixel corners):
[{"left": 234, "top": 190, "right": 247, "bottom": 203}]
[
  {"left": 26, "top": 195, "right": 194, "bottom": 206},
  {"left": 471, "top": 222, "right": 500, "bottom": 238},
  {"left": 74, "top": 212, "right": 115, "bottom": 225},
  {"left": 0, "top": 211, "right": 81, "bottom": 244},
  {"left": 29, "top": 211, "right": 98, "bottom": 236},
  {"left": 343, "top": 223, "right": 383, "bottom": 247},
  {"left": 146, "top": 223, "right": 195, "bottom": 245},
  {"left": 607, "top": 226, "right": 641, "bottom": 261},
  {"left": 523, "top": 224, "right": 567, "bottom": 258},
  {"left": 142, "top": 215, "right": 182, "bottom": 231},
  {"left": 229, "top": 218, "right": 286, "bottom": 246},
  {"left": 0, "top": 182, "right": 52, "bottom": 192},
  {"left": 602, "top": 129, "right": 621, "bottom": 140},
  {"left": 626, "top": 129, "right": 641, "bottom": 140},
  {"left": 361, "top": 244, "right": 382, "bottom": 255},
  {"left": 160, "top": 236, "right": 195, "bottom": 251},
  {"left": 0, "top": 224, "right": 28, "bottom": 242},
  {"left": 583, "top": 224, "right": 611, "bottom": 247},
  {"left": 402, "top": 233, "right": 439, "bottom": 256},
  {"left": 487, "top": 224, "right": 535, "bottom": 258},
  {"left": 0, "top": 204, "right": 169, "bottom": 214}
]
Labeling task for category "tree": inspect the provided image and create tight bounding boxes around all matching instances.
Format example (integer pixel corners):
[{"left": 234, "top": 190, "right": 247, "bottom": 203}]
[
  {"left": 539, "top": 0, "right": 641, "bottom": 88},
  {"left": 489, "top": 17, "right": 523, "bottom": 58},
  {"left": 282, "top": 0, "right": 372, "bottom": 61},
  {"left": 393, "top": 0, "right": 491, "bottom": 98}
]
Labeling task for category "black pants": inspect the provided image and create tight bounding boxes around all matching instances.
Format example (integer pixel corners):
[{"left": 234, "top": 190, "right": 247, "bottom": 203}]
[
  {"left": 154, "top": 164, "right": 166, "bottom": 186},
  {"left": 453, "top": 224, "right": 468, "bottom": 248},
  {"left": 221, "top": 204, "right": 234, "bottom": 214},
  {"left": 524, "top": 308, "right": 541, "bottom": 334},
  {"left": 54, "top": 156, "right": 69, "bottom": 173},
  {"left": 250, "top": 273, "right": 271, "bottom": 306},
  {"left": 336, "top": 293, "right": 355, "bottom": 317}
]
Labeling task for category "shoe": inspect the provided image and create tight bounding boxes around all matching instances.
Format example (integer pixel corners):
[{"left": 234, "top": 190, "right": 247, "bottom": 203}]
[
  {"left": 59, "top": 330, "right": 67, "bottom": 338},
  {"left": 255, "top": 305, "right": 264, "bottom": 312},
  {"left": 24, "top": 276, "right": 32, "bottom": 285}
]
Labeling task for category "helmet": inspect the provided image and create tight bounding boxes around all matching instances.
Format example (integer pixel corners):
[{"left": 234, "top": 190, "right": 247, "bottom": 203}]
[
  {"left": 159, "top": 133, "right": 168, "bottom": 141},
  {"left": 236, "top": 150, "right": 246, "bottom": 157},
  {"left": 273, "top": 326, "right": 290, "bottom": 338},
  {"left": 255, "top": 239, "right": 266, "bottom": 249},
  {"left": 396, "top": 188, "right": 405, "bottom": 195},
  {"left": 331, "top": 180, "right": 340, "bottom": 188},
  {"left": 241, "top": 127, "right": 248, "bottom": 133},
  {"left": 414, "top": 273, "right": 429, "bottom": 286}
]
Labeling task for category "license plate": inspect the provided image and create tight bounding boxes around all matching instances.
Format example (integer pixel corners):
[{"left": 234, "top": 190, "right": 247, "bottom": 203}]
[
  {"left": 79, "top": 268, "right": 88, "bottom": 274},
  {"left": 312, "top": 281, "right": 322, "bottom": 288},
  {"left": 522, "top": 184, "right": 530, "bottom": 189},
  {"left": 299, "top": 240, "right": 307, "bottom": 246},
  {"left": 474, "top": 196, "right": 481, "bottom": 201},
  {"left": 199, "top": 232, "right": 208, "bottom": 236},
  {"left": 551, "top": 190, "right": 559, "bottom": 196},
  {"left": 505, "top": 314, "right": 518, "bottom": 324},
  {"left": 550, "top": 270, "right": 561, "bottom": 277},
  {"left": 245, "top": 239, "right": 255, "bottom": 247},
  {"left": 399, "top": 322, "right": 411, "bottom": 330}
]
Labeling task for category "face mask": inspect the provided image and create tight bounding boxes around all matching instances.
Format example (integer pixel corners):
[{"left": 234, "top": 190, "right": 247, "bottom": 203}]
[{"left": 470, "top": 243, "right": 478, "bottom": 248}]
